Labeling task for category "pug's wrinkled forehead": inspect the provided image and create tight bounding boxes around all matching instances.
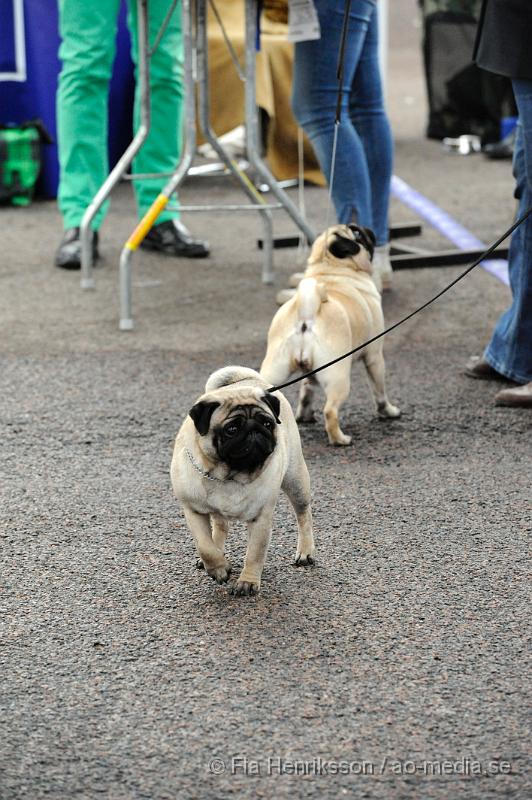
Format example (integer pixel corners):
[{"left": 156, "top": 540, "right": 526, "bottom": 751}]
[
  {"left": 219, "top": 388, "right": 281, "bottom": 422},
  {"left": 309, "top": 223, "right": 376, "bottom": 265},
  {"left": 189, "top": 388, "right": 281, "bottom": 436}
]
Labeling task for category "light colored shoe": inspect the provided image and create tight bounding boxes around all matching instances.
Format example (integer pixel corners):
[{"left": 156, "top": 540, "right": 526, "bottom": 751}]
[
  {"left": 198, "top": 125, "right": 246, "bottom": 160},
  {"left": 494, "top": 382, "right": 532, "bottom": 407},
  {"left": 276, "top": 288, "right": 297, "bottom": 306},
  {"left": 464, "top": 355, "right": 508, "bottom": 380},
  {"left": 288, "top": 271, "right": 305, "bottom": 288},
  {"left": 372, "top": 243, "right": 393, "bottom": 291}
]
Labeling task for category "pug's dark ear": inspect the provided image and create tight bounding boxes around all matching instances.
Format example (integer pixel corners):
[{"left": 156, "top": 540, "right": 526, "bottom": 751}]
[
  {"left": 329, "top": 234, "right": 360, "bottom": 259},
  {"left": 189, "top": 401, "right": 220, "bottom": 435},
  {"left": 363, "top": 227, "right": 376, "bottom": 247},
  {"left": 262, "top": 392, "right": 281, "bottom": 424},
  {"left": 362, "top": 227, "right": 376, "bottom": 259}
]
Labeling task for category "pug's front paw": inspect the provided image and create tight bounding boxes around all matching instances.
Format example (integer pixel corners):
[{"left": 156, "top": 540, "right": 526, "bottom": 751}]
[
  {"left": 231, "top": 579, "right": 260, "bottom": 597},
  {"left": 206, "top": 561, "right": 232, "bottom": 584},
  {"left": 294, "top": 551, "right": 315, "bottom": 567}
]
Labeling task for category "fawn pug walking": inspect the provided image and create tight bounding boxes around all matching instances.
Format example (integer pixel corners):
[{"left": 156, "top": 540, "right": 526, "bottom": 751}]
[
  {"left": 261, "top": 224, "right": 400, "bottom": 446},
  {"left": 171, "top": 366, "right": 315, "bottom": 596}
]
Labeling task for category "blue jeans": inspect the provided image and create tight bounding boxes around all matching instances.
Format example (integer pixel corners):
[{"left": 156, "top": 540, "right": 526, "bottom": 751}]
[
  {"left": 484, "top": 79, "right": 532, "bottom": 383},
  {"left": 292, "top": 0, "right": 392, "bottom": 245}
]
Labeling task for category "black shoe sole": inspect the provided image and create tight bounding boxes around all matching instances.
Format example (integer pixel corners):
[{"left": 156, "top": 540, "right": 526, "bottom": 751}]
[
  {"left": 139, "top": 240, "right": 210, "bottom": 259},
  {"left": 55, "top": 252, "right": 100, "bottom": 270}
]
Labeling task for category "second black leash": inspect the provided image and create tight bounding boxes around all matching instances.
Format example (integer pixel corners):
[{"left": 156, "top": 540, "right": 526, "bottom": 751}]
[{"left": 268, "top": 206, "right": 532, "bottom": 393}]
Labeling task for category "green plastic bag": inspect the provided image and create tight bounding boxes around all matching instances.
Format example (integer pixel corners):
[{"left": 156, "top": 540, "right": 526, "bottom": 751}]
[{"left": 0, "top": 120, "right": 52, "bottom": 207}]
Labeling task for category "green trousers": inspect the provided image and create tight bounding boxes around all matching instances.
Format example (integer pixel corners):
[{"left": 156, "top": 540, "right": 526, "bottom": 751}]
[{"left": 57, "top": 0, "right": 183, "bottom": 230}]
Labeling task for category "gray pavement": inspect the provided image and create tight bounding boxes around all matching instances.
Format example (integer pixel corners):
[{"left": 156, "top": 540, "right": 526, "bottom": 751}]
[{"left": 1, "top": 3, "right": 530, "bottom": 798}]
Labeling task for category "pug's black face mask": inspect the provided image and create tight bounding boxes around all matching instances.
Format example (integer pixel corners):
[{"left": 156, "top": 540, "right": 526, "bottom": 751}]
[{"left": 215, "top": 405, "right": 277, "bottom": 473}]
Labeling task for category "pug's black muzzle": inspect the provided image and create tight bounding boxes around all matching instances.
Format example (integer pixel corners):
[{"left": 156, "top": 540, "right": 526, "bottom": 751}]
[{"left": 217, "top": 415, "right": 276, "bottom": 473}]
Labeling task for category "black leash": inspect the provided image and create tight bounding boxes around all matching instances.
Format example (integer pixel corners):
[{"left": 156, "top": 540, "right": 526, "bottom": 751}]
[
  {"left": 269, "top": 206, "right": 531, "bottom": 393},
  {"left": 335, "top": 0, "right": 352, "bottom": 123}
]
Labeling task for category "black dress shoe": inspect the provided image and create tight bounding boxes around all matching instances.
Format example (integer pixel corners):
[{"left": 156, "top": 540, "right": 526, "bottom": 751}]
[
  {"left": 483, "top": 130, "right": 515, "bottom": 161},
  {"left": 55, "top": 227, "right": 99, "bottom": 270},
  {"left": 140, "top": 219, "right": 210, "bottom": 258}
]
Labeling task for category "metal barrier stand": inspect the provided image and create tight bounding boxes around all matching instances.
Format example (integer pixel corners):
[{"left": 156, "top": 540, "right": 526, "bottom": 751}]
[
  {"left": 77, "top": 0, "right": 315, "bottom": 329},
  {"left": 119, "top": 0, "right": 317, "bottom": 330}
]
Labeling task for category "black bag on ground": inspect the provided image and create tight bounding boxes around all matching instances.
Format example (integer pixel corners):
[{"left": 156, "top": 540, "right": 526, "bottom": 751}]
[{"left": 421, "top": 6, "right": 516, "bottom": 143}]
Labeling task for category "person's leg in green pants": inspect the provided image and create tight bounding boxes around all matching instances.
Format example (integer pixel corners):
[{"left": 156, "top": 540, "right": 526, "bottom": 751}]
[
  {"left": 56, "top": 0, "right": 120, "bottom": 234},
  {"left": 55, "top": 0, "right": 208, "bottom": 269}
]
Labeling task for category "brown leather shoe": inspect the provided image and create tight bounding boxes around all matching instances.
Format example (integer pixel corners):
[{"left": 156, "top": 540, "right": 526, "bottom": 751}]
[
  {"left": 494, "top": 382, "right": 532, "bottom": 408},
  {"left": 464, "top": 356, "right": 508, "bottom": 380}
]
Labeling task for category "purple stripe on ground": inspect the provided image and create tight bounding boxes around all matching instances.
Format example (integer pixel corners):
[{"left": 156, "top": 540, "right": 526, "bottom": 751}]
[{"left": 391, "top": 175, "right": 509, "bottom": 285}]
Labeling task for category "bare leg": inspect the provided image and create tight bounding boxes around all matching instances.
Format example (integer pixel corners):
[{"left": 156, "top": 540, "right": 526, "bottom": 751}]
[
  {"left": 183, "top": 506, "right": 231, "bottom": 584},
  {"left": 296, "top": 377, "right": 317, "bottom": 423},
  {"left": 363, "top": 351, "right": 401, "bottom": 419},
  {"left": 232, "top": 509, "right": 274, "bottom": 596}
]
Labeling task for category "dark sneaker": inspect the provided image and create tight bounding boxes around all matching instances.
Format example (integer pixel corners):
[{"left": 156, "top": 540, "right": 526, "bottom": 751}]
[
  {"left": 55, "top": 227, "right": 99, "bottom": 270},
  {"left": 140, "top": 219, "right": 210, "bottom": 258},
  {"left": 483, "top": 129, "right": 515, "bottom": 161}
]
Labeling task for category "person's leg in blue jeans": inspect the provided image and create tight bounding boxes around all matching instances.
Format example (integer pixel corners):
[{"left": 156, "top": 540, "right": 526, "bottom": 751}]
[
  {"left": 292, "top": 0, "right": 393, "bottom": 287},
  {"left": 348, "top": 6, "right": 393, "bottom": 284},
  {"left": 484, "top": 79, "right": 532, "bottom": 393}
]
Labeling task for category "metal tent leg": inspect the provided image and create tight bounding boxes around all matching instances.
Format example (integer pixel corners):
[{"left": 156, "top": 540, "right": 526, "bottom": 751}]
[
  {"left": 244, "top": 0, "right": 315, "bottom": 245},
  {"left": 194, "top": 0, "right": 274, "bottom": 284},
  {"left": 119, "top": 0, "right": 197, "bottom": 330}
]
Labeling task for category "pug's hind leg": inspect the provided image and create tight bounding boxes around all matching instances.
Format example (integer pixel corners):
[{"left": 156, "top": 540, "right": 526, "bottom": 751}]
[
  {"left": 232, "top": 510, "right": 274, "bottom": 596},
  {"left": 363, "top": 351, "right": 401, "bottom": 419},
  {"left": 184, "top": 506, "right": 231, "bottom": 584},
  {"left": 296, "top": 377, "right": 317, "bottom": 423},
  {"left": 320, "top": 367, "right": 352, "bottom": 446},
  {"left": 259, "top": 354, "right": 291, "bottom": 391}
]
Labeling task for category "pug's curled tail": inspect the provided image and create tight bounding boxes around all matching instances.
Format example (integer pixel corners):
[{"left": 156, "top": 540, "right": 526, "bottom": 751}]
[
  {"left": 205, "top": 365, "right": 262, "bottom": 392},
  {"left": 296, "top": 278, "right": 327, "bottom": 330},
  {"left": 293, "top": 278, "right": 327, "bottom": 371}
]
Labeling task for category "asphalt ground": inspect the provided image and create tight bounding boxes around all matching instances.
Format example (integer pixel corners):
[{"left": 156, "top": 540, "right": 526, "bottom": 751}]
[{"left": 1, "top": 2, "right": 530, "bottom": 798}]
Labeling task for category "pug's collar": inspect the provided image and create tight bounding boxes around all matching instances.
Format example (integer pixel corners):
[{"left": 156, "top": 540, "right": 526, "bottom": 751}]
[{"left": 185, "top": 447, "right": 234, "bottom": 482}]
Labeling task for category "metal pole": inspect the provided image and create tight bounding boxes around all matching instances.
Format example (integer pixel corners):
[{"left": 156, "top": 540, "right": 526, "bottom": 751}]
[
  {"left": 119, "top": 0, "right": 196, "bottom": 329},
  {"left": 195, "top": 0, "right": 275, "bottom": 283},
  {"left": 243, "top": 0, "right": 315, "bottom": 245},
  {"left": 80, "top": 0, "right": 151, "bottom": 290}
]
